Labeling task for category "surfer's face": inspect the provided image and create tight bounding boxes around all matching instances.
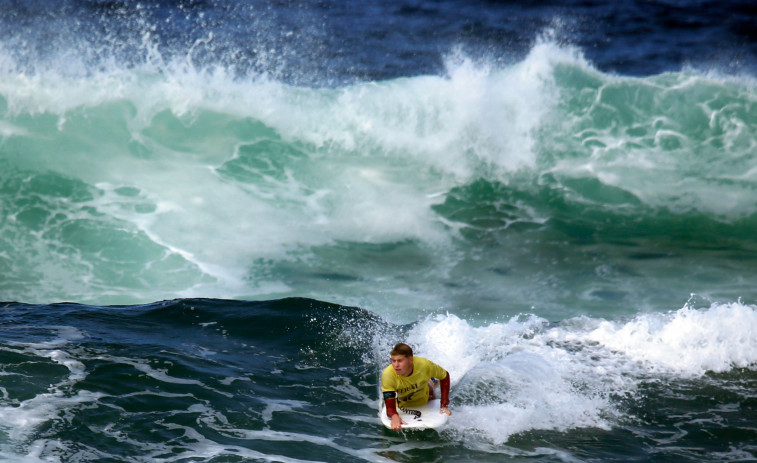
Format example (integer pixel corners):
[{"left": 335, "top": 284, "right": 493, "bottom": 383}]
[{"left": 391, "top": 354, "right": 413, "bottom": 376}]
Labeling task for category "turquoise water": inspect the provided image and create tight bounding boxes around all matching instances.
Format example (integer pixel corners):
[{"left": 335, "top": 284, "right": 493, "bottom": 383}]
[
  {"left": 1, "top": 0, "right": 757, "bottom": 461},
  {"left": 2, "top": 43, "right": 756, "bottom": 321}
]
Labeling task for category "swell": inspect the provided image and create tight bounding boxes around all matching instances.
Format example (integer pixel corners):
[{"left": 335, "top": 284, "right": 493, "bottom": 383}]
[
  {"left": 0, "top": 298, "right": 394, "bottom": 461},
  {"left": 1, "top": 297, "right": 755, "bottom": 459},
  {"left": 2, "top": 298, "right": 393, "bottom": 361},
  {"left": 434, "top": 178, "right": 757, "bottom": 248},
  {"left": 1, "top": 41, "right": 756, "bottom": 310},
  {"left": 2, "top": 56, "right": 755, "bottom": 222}
]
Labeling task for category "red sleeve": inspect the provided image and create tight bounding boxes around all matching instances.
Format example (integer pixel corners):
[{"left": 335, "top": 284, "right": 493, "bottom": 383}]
[
  {"left": 385, "top": 398, "right": 398, "bottom": 418},
  {"left": 440, "top": 371, "right": 450, "bottom": 408}
]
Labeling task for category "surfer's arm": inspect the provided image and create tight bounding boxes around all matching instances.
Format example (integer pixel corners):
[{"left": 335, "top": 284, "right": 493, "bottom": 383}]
[
  {"left": 383, "top": 391, "right": 407, "bottom": 430},
  {"left": 439, "top": 371, "right": 451, "bottom": 415},
  {"left": 383, "top": 391, "right": 399, "bottom": 418}
]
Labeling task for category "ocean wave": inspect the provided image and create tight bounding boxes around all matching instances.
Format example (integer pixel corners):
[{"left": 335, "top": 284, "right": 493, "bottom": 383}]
[
  {"left": 1, "top": 297, "right": 755, "bottom": 454},
  {"left": 1, "top": 39, "right": 756, "bottom": 311},
  {"left": 404, "top": 299, "right": 757, "bottom": 442}
]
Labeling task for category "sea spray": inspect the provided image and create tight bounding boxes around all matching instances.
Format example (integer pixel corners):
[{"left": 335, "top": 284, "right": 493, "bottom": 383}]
[
  {"left": 400, "top": 300, "right": 757, "bottom": 443},
  {"left": 0, "top": 297, "right": 756, "bottom": 460},
  {"left": 1, "top": 1, "right": 756, "bottom": 461},
  {"left": 1, "top": 39, "right": 756, "bottom": 316}
]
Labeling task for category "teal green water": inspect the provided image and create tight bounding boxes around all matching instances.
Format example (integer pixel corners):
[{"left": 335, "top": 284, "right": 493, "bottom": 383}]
[
  {"left": 2, "top": 1, "right": 757, "bottom": 461},
  {"left": 1, "top": 47, "right": 755, "bottom": 322},
  {"left": 1, "top": 30, "right": 757, "bottom": 463}
]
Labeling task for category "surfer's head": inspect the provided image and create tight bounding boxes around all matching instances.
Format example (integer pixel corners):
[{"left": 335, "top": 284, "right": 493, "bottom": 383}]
[
  {"left": 390, "top": 343, "right": 414, "bottom": 376},
  {"left": 391, "top": 343, "right": 413, "bottom": 357}
]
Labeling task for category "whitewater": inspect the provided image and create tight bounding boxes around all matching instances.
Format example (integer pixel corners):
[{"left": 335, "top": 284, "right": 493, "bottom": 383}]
[
  {"left": 1, "top": 1, "right": 757, "bottom": 461},
  {"left": 1, "top": 298, "right": 756, "bottom": 461},
  {"left": 2, "top": 39, "right": 755, "bottom": 321}
]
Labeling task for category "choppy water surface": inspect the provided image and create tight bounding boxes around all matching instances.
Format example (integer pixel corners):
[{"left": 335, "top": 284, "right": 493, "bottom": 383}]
[{"left": 1, "top": 1, "right": 756, "bottom": 461}]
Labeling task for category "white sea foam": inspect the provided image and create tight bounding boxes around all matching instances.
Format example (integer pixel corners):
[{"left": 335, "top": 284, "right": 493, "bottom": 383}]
[
  {"left": 0, "top": 327, "right": 96, "bottom": 454},
  {"left": 583, "top": 301, "right": 757, "bottom": 375},
  {"left": 401, "top": 300, "right": 757, "bottom": 443},
  {"left": 1, "top": 38, "right": 755, "bottom": 311},
  {"left": 261, "top": 399, "right": 309, "bottom": 424}
]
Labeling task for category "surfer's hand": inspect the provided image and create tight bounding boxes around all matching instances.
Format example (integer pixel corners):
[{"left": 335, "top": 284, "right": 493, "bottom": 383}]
[
  {"left": 390, "top": 413, "right": 406, "bottom": 430},
  {"left": 440, "top": 406, "right": 451, "bottom": 416}
]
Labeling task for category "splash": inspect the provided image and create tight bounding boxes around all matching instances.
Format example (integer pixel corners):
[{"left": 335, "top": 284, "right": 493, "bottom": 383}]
[
  {"left": 0, "top": 36, "right": 756, "bottom": 314},
  {"left": 402, "top": 300, "right": 757, "bottom": 443}
]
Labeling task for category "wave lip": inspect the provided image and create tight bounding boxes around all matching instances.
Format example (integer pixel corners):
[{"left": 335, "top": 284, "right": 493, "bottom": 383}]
[{"left": 1, "top": 37, "right": 756, "bottom": 313}]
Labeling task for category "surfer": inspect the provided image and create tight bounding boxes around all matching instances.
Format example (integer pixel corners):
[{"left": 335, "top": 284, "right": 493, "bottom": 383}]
[{"left": 381, "top": 343, "right": 451, "bottom": 430}]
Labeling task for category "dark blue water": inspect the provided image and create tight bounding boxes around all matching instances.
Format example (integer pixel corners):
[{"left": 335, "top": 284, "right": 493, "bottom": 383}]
[
  {"left": 1, "top": 1, "right": 756, "bottom": 461},
  {"left": 2, "top": 0, "right": 756, "bottom": 82}
]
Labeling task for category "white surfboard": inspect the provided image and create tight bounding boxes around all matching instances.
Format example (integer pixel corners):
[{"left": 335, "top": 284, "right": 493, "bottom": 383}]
[{"left": 379, "top": 398, "right": 449, "bottom": 430}]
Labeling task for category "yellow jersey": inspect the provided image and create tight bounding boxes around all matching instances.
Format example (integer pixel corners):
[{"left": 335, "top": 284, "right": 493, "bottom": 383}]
[{"left": 381, "top": 357, "right": 447, "bottom": 408}]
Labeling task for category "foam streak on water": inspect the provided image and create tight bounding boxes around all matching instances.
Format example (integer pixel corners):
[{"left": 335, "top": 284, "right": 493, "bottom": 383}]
[
  {"left": 407, "top": 300, "right": 757, "bottom": 446},
  {"left": 2, "top": 1, "right": 757, "bottom": 462},
  {"left": 0, "top": 299, "right": 755, "bottom": 461},
  {"left": 1, "top": 39, "right": 756, "bottom": 320}
]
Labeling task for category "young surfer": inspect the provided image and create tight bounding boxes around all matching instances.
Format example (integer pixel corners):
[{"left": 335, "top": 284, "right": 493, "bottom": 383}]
[{"left": 381, "top": 343, "right": 451, "bottom": 430}]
